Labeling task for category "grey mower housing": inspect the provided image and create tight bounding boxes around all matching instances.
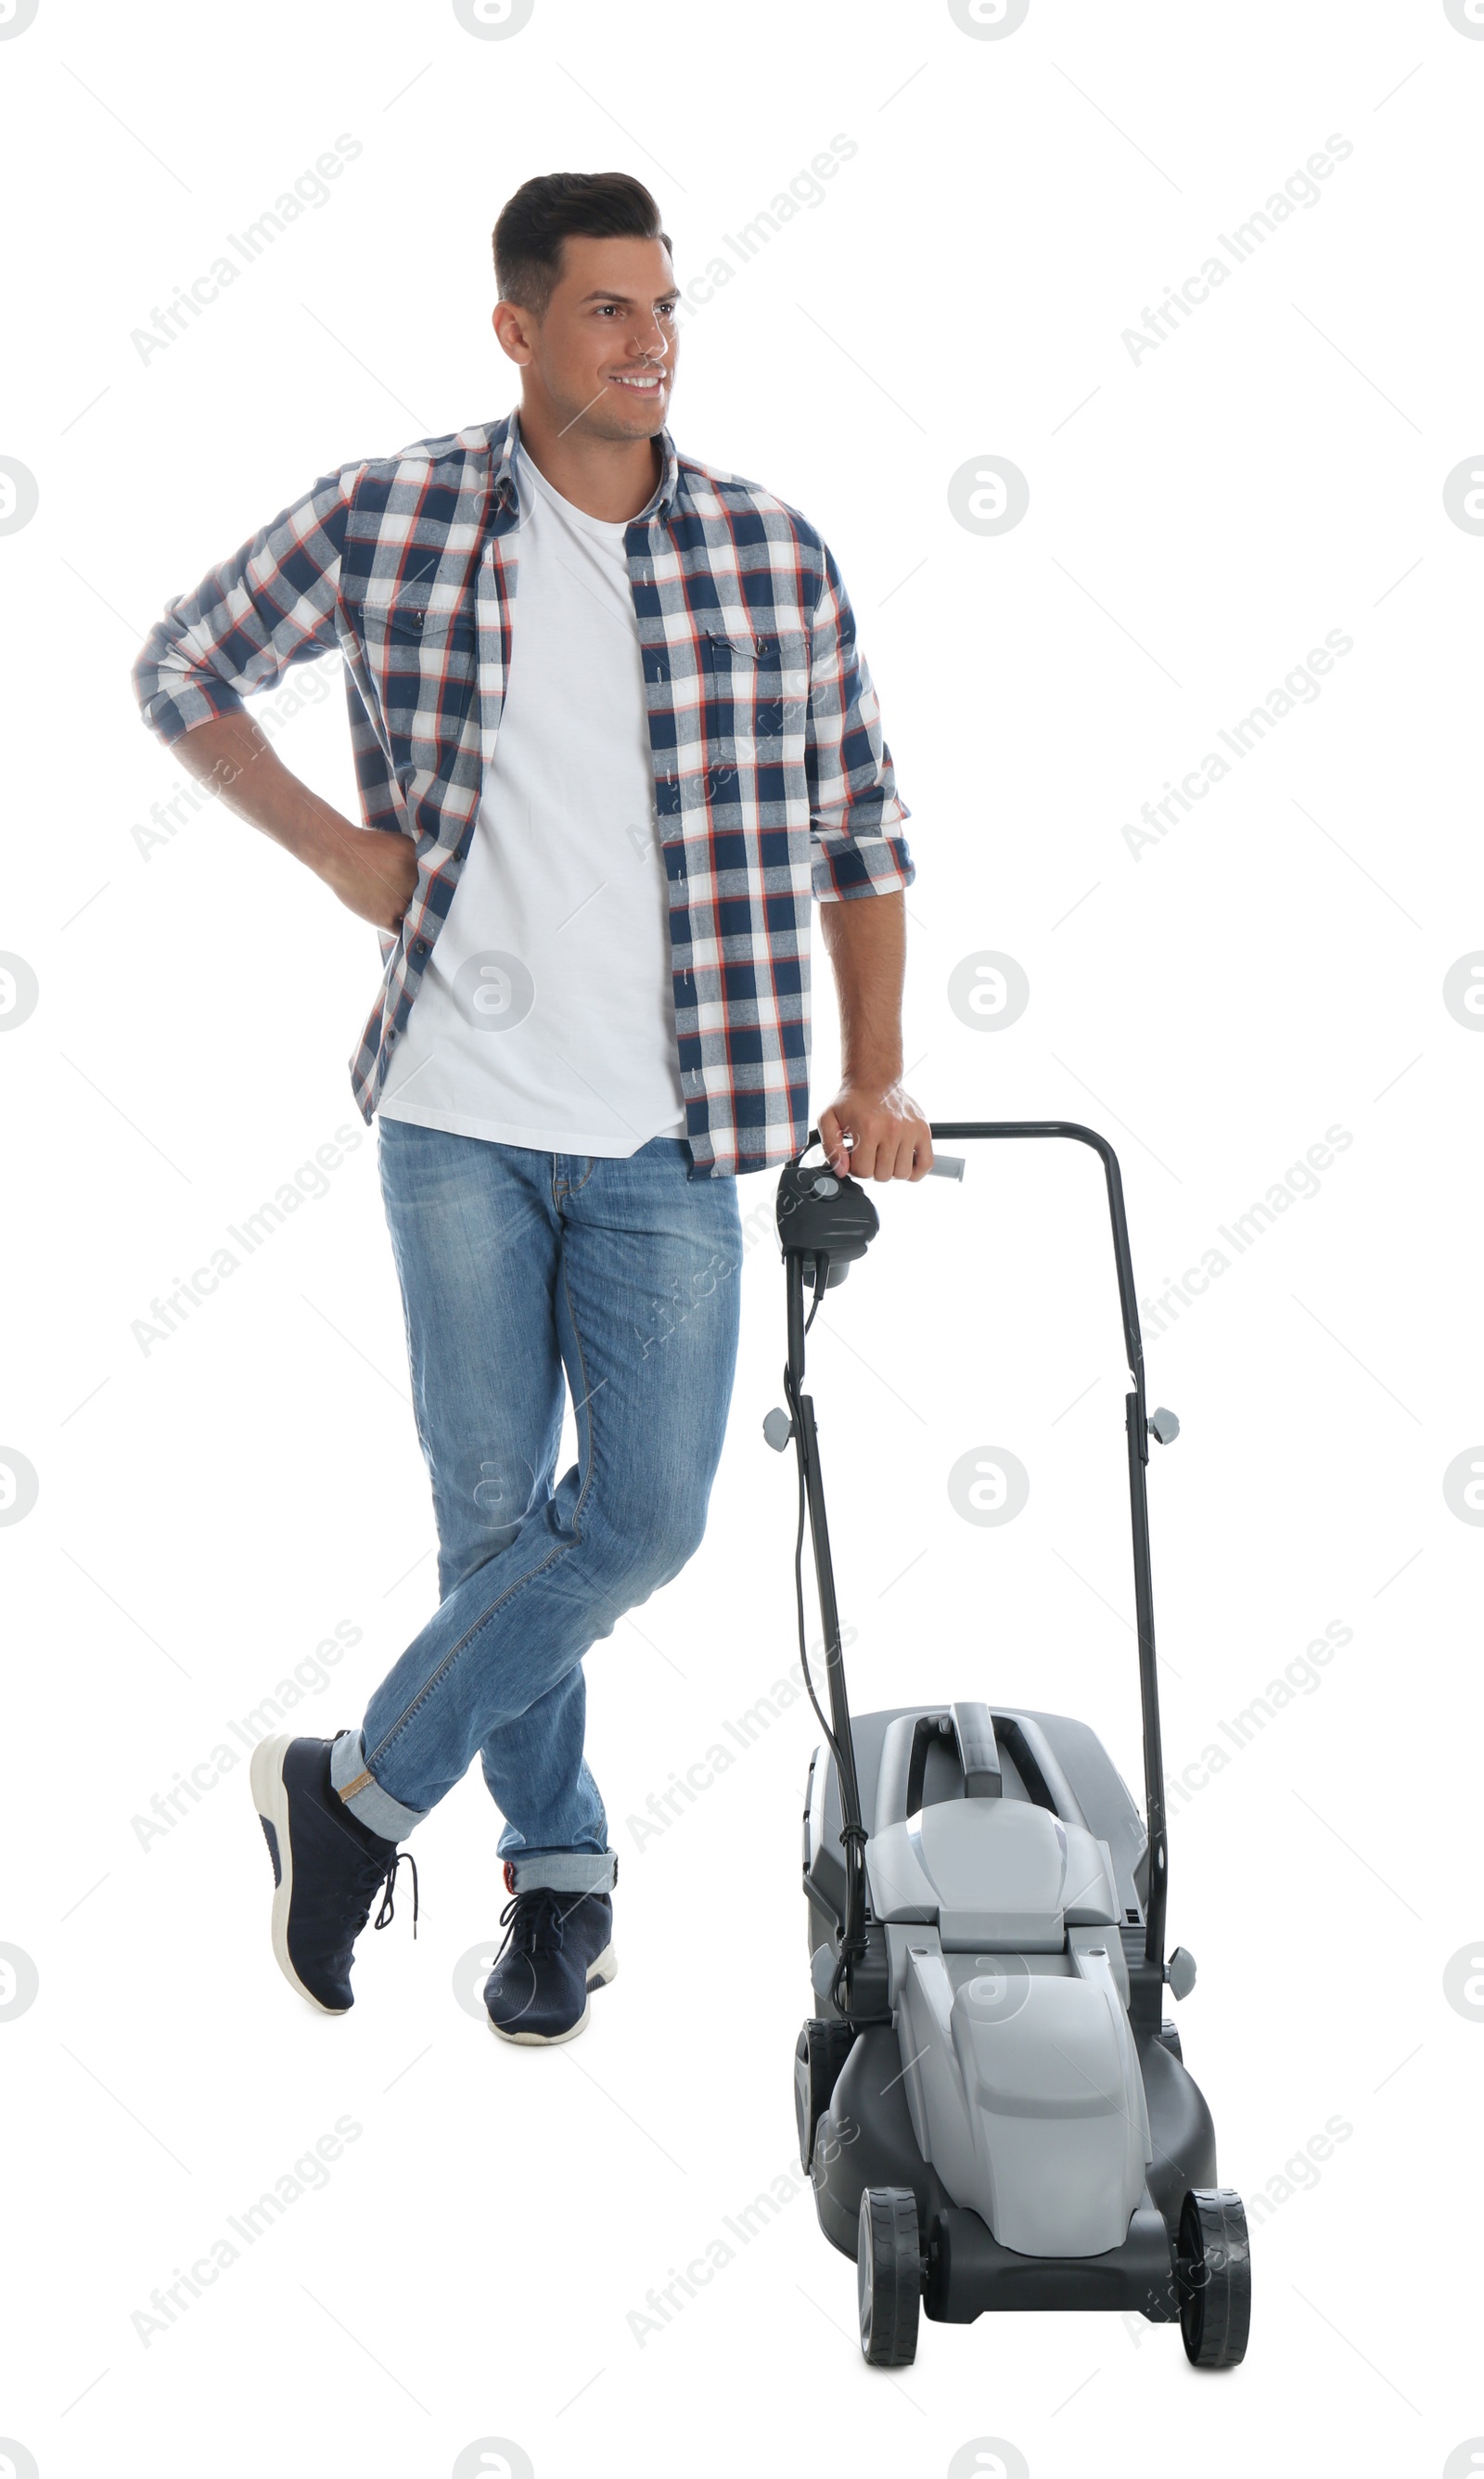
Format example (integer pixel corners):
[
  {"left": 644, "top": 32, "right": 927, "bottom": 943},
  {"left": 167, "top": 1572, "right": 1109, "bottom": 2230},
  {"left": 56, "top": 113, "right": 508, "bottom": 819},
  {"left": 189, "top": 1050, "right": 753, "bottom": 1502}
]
[{"left": 771, "top": 1121, "right": 1250, "bottom": 2368}]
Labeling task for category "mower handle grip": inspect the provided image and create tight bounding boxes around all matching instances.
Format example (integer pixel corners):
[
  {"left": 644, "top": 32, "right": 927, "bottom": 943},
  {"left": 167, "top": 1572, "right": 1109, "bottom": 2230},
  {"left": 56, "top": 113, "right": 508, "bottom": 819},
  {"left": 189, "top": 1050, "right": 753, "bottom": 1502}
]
[{"left": 830, "top": 1137, "right": 964, "bottom": 1180}]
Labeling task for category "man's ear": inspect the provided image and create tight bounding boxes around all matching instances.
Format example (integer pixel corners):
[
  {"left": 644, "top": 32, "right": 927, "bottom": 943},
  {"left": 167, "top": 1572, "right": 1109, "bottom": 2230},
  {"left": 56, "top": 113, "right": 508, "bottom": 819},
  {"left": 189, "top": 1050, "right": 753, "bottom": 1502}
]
[{"left": 493, "top": 301, "right": 534, "bottom": 366}]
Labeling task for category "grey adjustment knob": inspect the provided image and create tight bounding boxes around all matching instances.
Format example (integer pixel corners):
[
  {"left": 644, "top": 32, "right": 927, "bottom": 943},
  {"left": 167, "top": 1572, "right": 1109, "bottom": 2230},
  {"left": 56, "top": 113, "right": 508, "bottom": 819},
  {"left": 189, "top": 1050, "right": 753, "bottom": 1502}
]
[
  {"left": 1165, "top": 1946, "right": 1197, "bottom": 2000},
  {"left": 1147, "top": 1406, "right": 1181, "bottom": 1445},
  {"left": 762, "top": 1406, "right": 794, "bottom": 1452}
]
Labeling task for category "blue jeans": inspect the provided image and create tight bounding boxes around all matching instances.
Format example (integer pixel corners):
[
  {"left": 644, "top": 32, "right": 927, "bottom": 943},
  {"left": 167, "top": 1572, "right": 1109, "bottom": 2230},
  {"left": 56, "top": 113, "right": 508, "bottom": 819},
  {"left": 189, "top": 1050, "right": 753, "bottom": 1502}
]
[{"left": 331, "top": 1124, "right": 742, "bottom": 1893}]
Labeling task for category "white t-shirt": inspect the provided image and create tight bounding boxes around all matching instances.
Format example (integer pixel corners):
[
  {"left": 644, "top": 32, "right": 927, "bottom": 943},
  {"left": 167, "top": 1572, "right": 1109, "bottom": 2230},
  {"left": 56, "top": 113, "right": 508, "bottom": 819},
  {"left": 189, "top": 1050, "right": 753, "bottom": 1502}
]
[{"left": 377, "top": 443, "right": 686, "bottom": 1155}]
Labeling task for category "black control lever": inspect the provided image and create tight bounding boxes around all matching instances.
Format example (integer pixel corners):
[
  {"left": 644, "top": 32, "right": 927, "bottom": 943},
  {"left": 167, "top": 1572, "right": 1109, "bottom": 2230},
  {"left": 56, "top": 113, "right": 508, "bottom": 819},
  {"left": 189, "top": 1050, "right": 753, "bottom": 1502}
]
[
  {"left": 774, "top": 1153, "right": 879, "bottom": 1291},
  {"left": 775, "top": 1138, "right": 966, "bottom": 1295}
]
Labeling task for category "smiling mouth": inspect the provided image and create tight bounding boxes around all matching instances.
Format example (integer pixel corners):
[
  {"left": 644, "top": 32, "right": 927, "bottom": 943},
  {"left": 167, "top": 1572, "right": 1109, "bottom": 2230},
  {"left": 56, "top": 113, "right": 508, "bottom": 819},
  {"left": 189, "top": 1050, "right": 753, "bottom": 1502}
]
[{"left": 608, "top": 369, "right": 667, "bottom": 392}]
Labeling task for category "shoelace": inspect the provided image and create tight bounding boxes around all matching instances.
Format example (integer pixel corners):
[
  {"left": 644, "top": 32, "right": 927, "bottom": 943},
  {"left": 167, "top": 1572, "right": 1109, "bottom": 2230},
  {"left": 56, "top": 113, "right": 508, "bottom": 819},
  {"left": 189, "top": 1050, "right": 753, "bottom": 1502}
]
[
  {"left": 369, "top": 1847, "right": 418, "bottom": 1938},
  {"left": 493, "top": 1887, "right": 569, "bottom": 1963}
]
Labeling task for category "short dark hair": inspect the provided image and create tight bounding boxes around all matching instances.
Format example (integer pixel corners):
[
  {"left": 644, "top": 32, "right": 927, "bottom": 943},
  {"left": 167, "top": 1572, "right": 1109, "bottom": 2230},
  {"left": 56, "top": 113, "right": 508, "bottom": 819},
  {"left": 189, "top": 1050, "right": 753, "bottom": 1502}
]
[{"left": 493, "top": 172, "right": 672, "bottom": 315}]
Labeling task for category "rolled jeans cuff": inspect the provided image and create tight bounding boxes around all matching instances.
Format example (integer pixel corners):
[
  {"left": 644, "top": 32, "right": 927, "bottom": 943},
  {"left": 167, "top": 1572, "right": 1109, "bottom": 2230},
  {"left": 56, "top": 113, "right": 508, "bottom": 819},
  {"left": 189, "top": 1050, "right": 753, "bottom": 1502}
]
[
  {"left": 329, "top": 1729, "right": 427, "bottom": 1843},
  {"left": 502, "top": 1847, "right": 619, "bottom": 1895}
]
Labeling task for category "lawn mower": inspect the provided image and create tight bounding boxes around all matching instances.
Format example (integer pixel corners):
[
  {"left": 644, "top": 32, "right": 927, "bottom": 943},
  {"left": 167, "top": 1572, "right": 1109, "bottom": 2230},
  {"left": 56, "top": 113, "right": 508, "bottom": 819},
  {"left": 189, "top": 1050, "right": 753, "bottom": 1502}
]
[{"left": 766, "top": 1120, "right": 1249, "bottom": 2369}]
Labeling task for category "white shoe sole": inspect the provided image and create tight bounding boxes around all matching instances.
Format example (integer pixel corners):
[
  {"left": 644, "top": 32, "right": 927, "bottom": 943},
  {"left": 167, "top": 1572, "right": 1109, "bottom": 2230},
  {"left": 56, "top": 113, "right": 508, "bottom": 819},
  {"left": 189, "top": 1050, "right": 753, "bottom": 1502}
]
[
  {"left": 486, "top": 1943, "right": 618, "bottom": 2046},
  {"left": 249, "top": 1732, "right": 350, "bottom": 2016}
]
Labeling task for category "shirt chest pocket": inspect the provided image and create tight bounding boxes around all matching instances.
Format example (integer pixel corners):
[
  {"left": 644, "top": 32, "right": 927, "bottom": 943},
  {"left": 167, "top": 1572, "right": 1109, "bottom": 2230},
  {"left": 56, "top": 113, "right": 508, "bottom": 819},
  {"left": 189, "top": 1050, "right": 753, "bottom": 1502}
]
[
  {"left": 701, "top": 628, "right": 809, "bottom": 740},
  {"left": 358, "top": 598, "right": 479, "bottom": 729}
]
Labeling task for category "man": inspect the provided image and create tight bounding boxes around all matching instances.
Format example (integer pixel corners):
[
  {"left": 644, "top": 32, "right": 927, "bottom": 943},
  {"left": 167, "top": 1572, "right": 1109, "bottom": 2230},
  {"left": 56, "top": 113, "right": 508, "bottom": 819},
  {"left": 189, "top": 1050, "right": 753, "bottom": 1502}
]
[{"left": 133, "top": 170, "right": 928, "bottom": 2047}]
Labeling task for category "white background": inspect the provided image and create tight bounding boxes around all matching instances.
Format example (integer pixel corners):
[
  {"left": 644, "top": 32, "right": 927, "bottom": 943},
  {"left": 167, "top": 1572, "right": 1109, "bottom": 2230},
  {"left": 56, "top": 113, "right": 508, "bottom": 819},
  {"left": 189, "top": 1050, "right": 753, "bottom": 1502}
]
[{"left": 2, "top": 1, "right": 1481, "bottom": 2473}]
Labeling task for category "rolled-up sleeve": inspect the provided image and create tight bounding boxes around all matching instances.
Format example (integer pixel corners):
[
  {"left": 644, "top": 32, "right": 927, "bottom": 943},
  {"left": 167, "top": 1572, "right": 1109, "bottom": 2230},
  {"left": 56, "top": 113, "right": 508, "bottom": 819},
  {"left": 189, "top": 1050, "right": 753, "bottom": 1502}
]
[
  {"left": 806, "top": 542, "right": 915, "bottom": 903},
  {"left": 132, "top": 464, "right": 362, "bottom": 745}
]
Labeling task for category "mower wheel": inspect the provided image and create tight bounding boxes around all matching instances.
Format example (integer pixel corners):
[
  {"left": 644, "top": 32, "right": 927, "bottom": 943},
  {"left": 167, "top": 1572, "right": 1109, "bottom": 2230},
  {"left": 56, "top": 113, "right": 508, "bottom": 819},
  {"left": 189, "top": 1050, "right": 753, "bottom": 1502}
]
[
  {"left": 794, "top": 2017, "right": 855, "bottom": 2173},
  {"left": 1176, "top": 2187, "right": 1250, "bottom": 2367},
  {"left": 857, "top": 2186, "right": 922, "bottom": 2367}
]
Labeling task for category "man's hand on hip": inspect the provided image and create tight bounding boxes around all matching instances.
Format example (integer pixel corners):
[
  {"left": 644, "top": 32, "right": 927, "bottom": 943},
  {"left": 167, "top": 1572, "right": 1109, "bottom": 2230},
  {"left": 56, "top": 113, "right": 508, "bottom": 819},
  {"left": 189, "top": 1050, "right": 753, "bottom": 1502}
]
[
  {"left": 318, "top": 820, "right": 419, "bottom": 932},
  {"left": 819, "top": 1083, "right": 934, "bottom": 1183}
]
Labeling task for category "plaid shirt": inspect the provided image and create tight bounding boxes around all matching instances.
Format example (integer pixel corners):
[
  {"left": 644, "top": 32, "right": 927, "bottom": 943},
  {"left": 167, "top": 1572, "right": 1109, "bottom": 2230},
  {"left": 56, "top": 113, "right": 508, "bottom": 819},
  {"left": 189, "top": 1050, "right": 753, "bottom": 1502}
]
[{"left": 133, "top": 411, "right": 914, "bottom": 1176}]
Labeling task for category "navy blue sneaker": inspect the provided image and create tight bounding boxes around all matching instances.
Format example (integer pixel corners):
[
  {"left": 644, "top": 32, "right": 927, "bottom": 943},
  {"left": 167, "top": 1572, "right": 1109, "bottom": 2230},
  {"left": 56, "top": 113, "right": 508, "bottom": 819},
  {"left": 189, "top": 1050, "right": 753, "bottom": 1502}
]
[
  {"left": 483, "top": 1888, "right": 616, "bottom": 2045},
  {"left": 250, "top": 1734, "right": 417, "bottom": 2013}
]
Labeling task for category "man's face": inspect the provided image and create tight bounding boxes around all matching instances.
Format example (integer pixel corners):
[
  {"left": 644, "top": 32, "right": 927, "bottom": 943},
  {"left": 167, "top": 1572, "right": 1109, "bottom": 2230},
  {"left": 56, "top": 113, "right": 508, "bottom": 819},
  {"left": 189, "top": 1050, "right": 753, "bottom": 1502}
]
[{"left": 495, "top": 234, "right": 679, "bottom": 442}]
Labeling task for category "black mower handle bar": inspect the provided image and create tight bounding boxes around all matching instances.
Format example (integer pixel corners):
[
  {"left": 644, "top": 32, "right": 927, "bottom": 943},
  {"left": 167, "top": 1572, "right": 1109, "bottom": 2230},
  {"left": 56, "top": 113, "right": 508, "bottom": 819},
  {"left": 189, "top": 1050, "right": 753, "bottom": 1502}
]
[
  {"left": 787, "top": 1116, "right": 1171, "bottom": 1990},
  {"left": 825, "top": 1119, "right": 1146, "bottom": 1413},
  {"left": 925, "top": 1119, "right": 1169, "bottom": 1977},
  {"left": 925, "top": 1120, "right": 1146, "bottom": 1414}
]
